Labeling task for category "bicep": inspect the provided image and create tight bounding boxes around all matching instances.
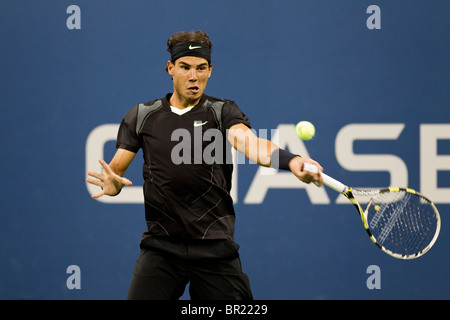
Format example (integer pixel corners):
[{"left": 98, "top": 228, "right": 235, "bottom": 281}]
[{"left": 109, "top": 148, "right": 136, "bottom": 176}]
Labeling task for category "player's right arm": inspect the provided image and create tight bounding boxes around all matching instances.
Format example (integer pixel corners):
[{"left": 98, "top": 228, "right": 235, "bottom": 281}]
[
  {"left": 86, "top": 148, "right": 136, "bottom": 198},
  {"left": 227, "top": 123, "right": 323, "bottom": 186}
]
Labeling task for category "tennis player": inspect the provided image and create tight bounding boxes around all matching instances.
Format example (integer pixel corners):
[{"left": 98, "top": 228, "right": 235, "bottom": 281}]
[{"left": 86, "top": 30, "right": 323, "bottom": 300}]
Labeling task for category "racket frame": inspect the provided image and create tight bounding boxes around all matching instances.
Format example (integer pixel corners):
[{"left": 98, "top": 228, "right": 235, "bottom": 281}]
[{"left": 321, "top": 173, "right": 441, "bottom": 260}]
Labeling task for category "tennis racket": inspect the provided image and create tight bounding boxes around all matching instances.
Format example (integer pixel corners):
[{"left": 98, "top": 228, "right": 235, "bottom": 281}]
[{"left": 304, "top": 163, "right": 441, "bottom": 260}]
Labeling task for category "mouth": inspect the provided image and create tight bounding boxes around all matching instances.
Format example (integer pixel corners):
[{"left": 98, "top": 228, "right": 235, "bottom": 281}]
[{"left": 188, "top": 86, "right": 200, "bottom": 94}]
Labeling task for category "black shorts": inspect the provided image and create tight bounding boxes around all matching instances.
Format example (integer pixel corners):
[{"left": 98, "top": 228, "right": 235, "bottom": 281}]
[{"left": 126, "top": 237, "right": 253, "bottom": 300}]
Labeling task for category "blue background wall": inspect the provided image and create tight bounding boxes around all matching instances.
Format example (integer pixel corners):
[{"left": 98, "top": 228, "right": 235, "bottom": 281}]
[{"left": 1, "top": 0, "right": 449, "bottom": 299}]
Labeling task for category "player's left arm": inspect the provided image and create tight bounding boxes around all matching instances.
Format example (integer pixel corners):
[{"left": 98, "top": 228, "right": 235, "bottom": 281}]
[{"left": 227, "top": 123, "right": 323, "bottom": 185}]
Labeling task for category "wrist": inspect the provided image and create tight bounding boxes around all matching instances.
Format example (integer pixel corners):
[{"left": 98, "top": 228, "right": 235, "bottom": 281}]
[
  {"left": 101, "top": 185, "right": 123, "bottom": 197},
  {"left": 271, "top": 149, "right": 301, "bottom": 171}
]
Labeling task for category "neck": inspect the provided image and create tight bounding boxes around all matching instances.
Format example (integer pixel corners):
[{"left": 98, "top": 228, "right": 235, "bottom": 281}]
[{"left": 169, "top": 92, "right": 201, "bottom": 110}]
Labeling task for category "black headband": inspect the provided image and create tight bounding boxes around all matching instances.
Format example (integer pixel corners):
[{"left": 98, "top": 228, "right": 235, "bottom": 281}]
[{"left": 170, "top": 41, "right": 212, "bottom": 65}]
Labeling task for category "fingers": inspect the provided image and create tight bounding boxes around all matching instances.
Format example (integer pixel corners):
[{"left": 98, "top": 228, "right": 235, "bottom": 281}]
[
  {"left": 98, "top": 159, "right": 113, "bottom": 174},
  {"left": 86, "top": 159, "right": 133, "bottom": 198},
  {"left": 313, "top": 161, "right": 323, "bottom": 173},
  {"left": 91, "top": 190, "right": 105, "bottom": 199},
  {"left": 315, "top": 172, "right": 324, "bottom": 187},
  {"left": 119, "top": 176, "right": 133, "bottom": 186},
  {"left": 86, "top": 174, "right": 105, "bottom": 198},
  {"left": 87, "top": 171, "right": 102, "bottom": 180},
  {"left": 86, "top": 177, "right": 103, "bottom": 187},
  {"left": 303, "top": 171, "right": 323, "bottom": 187},
  {"left": 300, "top": 159, "right": 323, "bottom": 187},
  {"left": 87, "top": 159, "right": 133, "bottom": 198}
]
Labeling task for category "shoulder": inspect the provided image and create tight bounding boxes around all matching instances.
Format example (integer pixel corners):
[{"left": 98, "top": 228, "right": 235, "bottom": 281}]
[
  {"left": 141, "top": 98, "right": 164, "bottom": 108},
  {"left": 137, "top": 98, "right": 164, "bottom": 118},
  {"left": 202, "top": 95, "right": 241, "bottom": 117},
  {"left": 120, "top": 97, "right": 166, "bottom": 137},
  {"left": 203, "top": 95, "right": 251, "bottom": 130},
  {"left": 123, "top": 98, "right": 164, "bottom": 119},
  {"left": 134, "top": 98, "right": 166, "bottom": 134},
  {"left": 203, "top": 95, "right": 238, "bottom": 107}
]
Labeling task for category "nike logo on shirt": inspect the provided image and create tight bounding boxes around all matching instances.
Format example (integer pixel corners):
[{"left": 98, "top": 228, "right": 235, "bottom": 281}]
[{"left": 193, "top": 121, "right": 208, "bottom": 127}]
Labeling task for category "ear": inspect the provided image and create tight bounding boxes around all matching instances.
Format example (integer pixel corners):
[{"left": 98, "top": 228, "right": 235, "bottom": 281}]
[
  {"left": 208, "top": 63, "right": 213, "bottom": 78},
  {"left": 166, "top": 60, "right": 174, "bottom": 75}
]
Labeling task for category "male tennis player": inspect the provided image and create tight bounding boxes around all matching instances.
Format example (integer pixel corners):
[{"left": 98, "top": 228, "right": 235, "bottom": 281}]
[{"left": 86, "top": 30, "right": 323, "bottom": 300}]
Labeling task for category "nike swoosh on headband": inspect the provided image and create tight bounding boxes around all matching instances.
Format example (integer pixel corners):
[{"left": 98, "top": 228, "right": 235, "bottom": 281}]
[{"left": 189, "top": 45, "right": 202, "bottom": 50}]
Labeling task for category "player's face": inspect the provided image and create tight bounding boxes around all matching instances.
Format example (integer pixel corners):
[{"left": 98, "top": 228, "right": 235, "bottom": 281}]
[{"left": 168, "top": 56, "right": 212, "bottom": 105}]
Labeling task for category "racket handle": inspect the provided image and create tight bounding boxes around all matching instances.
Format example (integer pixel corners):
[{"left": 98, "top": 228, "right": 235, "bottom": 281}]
[
  {"left": 303, "top": 163, "right": 318, "bottom": 173},
  {"left": 321, "top": 173, "right": 348, "bottom": 194},
  {"left": 303, "top": 163, "right": 348, "bottom": 193}
]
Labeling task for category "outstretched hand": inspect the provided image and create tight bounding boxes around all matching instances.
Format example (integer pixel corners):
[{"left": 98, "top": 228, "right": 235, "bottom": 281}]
[{"left": 86, "top": 159, "right": 133, "bottom": 198}]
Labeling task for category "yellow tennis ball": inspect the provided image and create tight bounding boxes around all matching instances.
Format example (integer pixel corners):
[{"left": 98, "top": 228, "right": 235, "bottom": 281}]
[{"left": 296, "top": 121, "right": 315, "bottom": 140}]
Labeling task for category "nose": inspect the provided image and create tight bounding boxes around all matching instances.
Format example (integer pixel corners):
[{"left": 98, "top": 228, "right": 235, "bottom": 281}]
[{"left": 189, "top": 69, "right": 198, "bottom": 81}]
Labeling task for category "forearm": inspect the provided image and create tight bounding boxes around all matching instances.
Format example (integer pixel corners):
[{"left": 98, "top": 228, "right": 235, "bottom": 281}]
[
  {"left": 228, "top": 124, "right": 278, "bottom": 167},
  {"left": 108, "top": 148, "right": 136, "bottom": 176},
  {"left": 245, "top": 136, "right": 279, "bottom": 167},
  {"left": 227, "top": 123, "right": 323, "bottom": 185}
]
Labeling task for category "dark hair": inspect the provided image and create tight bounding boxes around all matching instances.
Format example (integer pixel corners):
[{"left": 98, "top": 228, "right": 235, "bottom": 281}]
[
  {"left": 165, "top": 30, "right": 213, "bottom": 72},
  {"left": 167, "top": 30, "right": 213, "bottom": 53}
]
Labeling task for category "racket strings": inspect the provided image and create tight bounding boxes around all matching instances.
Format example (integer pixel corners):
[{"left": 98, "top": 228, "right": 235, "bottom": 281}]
[{"left": 366, "top": 191, "right": 438, "bottom": 257}]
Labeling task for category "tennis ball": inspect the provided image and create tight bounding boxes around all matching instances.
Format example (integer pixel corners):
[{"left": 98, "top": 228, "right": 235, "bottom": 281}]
[{"left": 295, "top": 121, "right": 315, "bottom": 140}]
